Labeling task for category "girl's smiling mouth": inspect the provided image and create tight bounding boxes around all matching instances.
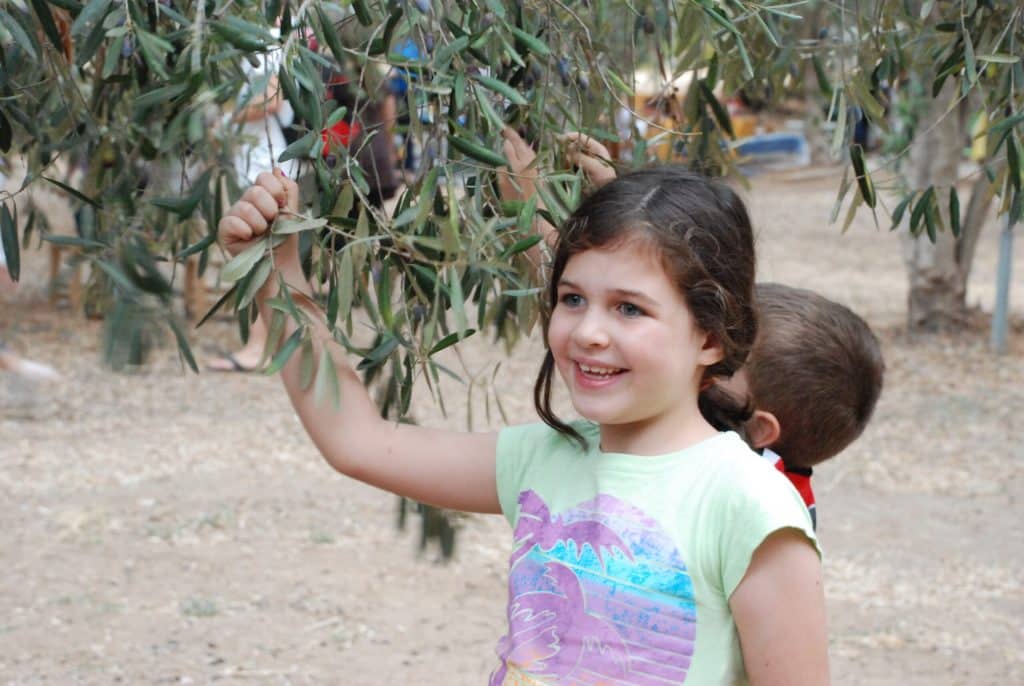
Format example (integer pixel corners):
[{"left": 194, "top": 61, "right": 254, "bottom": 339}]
[{"left": 574, "top": 361, "right": 627, "bottom": 387}]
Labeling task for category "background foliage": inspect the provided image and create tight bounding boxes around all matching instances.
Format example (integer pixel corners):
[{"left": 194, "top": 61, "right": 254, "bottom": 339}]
[
  {"left": 2, "top": 0, "right": 1021, "bottom": 556},
  {"left": 4, "top": 0, "right": 1020, "bottom": 368},
  {"left": 0, "top": 0, "right": 798, "bottom": 374}
]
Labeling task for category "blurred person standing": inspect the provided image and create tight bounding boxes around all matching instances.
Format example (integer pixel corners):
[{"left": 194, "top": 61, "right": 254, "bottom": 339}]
[
  {"left": 208, "top": 63, "right": 398, "bottom": 373},
  {"left": 1, "top": 239, "right": 60, "bottom": 382},
  {"left": 229, "top": 34, "right": 296, "bottom": 184}
]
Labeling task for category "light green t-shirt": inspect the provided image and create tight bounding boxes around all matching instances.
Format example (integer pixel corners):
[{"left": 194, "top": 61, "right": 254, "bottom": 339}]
[{"left": 491, "top": 421, "right": 819, "bottom": 686}]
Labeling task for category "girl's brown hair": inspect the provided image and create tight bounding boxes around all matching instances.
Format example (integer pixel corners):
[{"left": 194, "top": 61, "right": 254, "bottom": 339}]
[{"left": 533, "top": 167, "right": 758, "bottom": 446}]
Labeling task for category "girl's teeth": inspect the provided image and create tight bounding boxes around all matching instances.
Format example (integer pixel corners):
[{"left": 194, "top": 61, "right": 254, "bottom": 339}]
[{"left": 580, "top": 364, "right": 620, "bottom": 376}]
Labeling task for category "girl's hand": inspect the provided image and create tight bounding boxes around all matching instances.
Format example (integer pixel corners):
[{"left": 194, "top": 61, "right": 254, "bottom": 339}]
[
  {"left": 218, "top": 169, "right": 303, "bottom": 281},
  {"left": 498, "top": 127, "right": 538, "bottom": 202},
  {"left": 218, "top": 169, "right": 299, "bottom": 255},
  {"left": 560, "top": 132, "right": 617, "bottom": 188},
  {"left": 497, "top": 127, "right": 558, "bottom": 262}
]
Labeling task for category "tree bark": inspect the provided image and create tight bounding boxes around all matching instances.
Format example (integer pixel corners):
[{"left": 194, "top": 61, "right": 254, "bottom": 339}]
[
  {"left": 957, "top": 174, "right": 994, "bottom": 285},
  {"left": 900, "top": 80, "right": 969, "bottom": 331}
]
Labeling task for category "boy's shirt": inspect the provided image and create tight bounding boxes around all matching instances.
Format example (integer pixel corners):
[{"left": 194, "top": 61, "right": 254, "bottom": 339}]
[{"left": 762, "top": 448, "right": 816, "bottom": 529}]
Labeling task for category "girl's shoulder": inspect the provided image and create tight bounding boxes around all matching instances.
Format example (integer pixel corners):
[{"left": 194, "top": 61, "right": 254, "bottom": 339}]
[
  {"left": 498, "top": 420, "right": 598, "bottom": 455},
  {"left": 495, "top": 421, "right": 597, "bottom": 526},
  {"left": 699, "top": 434, "right": 818, "bottom": 545},
  {"left": 708, "top": 433, "right": 803, "bottom": 496}
]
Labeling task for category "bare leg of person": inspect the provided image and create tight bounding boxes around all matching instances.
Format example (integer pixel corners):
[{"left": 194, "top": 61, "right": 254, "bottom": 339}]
[
  {"left": 206, "top": 312, "right": 268, "bottom": 373},
  {"left": 0, "top": 265, "right": 61, "bottom": 381},
  {"left": 0, "top": 347, "right": 61, "bottom": 381}
]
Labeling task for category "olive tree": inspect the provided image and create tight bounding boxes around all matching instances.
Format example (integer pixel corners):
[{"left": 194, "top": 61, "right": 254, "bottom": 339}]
[
  {"left": 1, "top": 0, "right": 790, "bottom": 553},
  {"left": 807, "top": 0, "right": 1021, "bottom": 332},
  {"left": 0, "top": 0, "right": 779, "bottom": 371},
  {"left": 2, "top": 0, "right": 1019, "bottom": 549}
]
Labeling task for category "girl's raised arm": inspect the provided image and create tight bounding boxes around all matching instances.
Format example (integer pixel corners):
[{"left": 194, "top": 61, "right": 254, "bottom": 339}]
[
  {"left": 729, "top": 529, "right": 831, "bottom": 686},
  {"left": 219, "top": 171, "right": 501, "bottom": 514}
]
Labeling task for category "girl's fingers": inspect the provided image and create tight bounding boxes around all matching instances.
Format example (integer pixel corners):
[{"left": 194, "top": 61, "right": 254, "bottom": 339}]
[
  {"left": 235, "top": 200, "right": 270, "bottom": 235},
  {"left": 559, "top": 131, "right": 612, "bottom": 160},
  {"left": 500, "top": 127, "right": 532, "bottom": 165},
  {"left": 271, "top": 168, "right": 301, "bottom": 212},
  {"left": 218, "top": 169, "right": 302, "bottom": 256},
  {"left": 558, "top": 132, "right": 588, "bottom": 151},
  {"left": 219, "top": 215, "right": 255, "bottom": 249},
  {"left": 503, "top": 138, "right": 524, "bottom": 166},
  {"left": 501, "top": 127, "right": 524, "bottom": 145},
  {"left": 560, "top": 131, "right": 594, "bottom": 147},
  {"left": 253, "top": 170, "right": 289, "bottom": 211},
  {"left": 502, "top": 142, "right": 515, "bottom": 166},
  {"left": 241, "top": 185, "right": 281, "bottom": 221}
]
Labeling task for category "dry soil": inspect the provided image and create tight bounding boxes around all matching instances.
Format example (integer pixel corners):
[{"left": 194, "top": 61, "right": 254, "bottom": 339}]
[{"left": 2, "top": 168, "right": 1022, "bottom": 685}]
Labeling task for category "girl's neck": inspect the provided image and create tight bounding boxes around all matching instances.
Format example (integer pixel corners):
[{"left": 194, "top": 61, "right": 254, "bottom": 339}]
[{"left": 598, "top": 414, "right": 720, "bottom": 456}]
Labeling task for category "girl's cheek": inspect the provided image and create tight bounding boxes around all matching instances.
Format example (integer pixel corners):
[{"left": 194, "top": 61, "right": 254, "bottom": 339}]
[{"left": 546, "top": 314, "right": 571, "bottom": 351}]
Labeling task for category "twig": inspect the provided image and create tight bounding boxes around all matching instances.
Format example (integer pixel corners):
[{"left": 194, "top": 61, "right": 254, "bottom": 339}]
[{"left": 302, "top": 615, "right": 344, "bottom": 632}]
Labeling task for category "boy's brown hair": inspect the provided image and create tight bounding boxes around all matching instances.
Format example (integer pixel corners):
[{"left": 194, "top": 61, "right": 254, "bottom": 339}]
[{"left": 746, "top": 283, "right": 884, "bottom": 468}]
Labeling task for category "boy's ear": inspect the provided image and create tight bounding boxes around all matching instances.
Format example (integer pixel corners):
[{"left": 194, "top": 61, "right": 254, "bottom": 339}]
[
  {"left": 746, "top": 410, "right": 781, "bottom": 449},
  {"left": 697, "top": 331, "right": 725, "bottom": 367}
]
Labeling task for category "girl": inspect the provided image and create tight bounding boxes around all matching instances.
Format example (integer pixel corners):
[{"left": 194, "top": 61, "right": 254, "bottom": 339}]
[{"left": 218, "top": 167, "right": 829, "bottom": 685}]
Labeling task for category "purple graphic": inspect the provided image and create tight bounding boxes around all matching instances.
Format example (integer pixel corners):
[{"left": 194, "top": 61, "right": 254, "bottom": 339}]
[
  {"left": 492, "top": 490, "right": 697, "bottom": 685},
  {"left": 509, "top": 490, "right": 635, "bottom": 569}
]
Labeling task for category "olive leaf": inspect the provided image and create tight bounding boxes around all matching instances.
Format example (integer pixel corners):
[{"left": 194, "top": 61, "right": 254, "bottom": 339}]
[{"left": 221, "top": 242, "right": 267, "bottom": 283}]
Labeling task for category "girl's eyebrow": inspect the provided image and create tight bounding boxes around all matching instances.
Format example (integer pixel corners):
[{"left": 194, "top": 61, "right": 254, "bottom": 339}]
[
  {"left": 611, "top": 288, "right": 658, "bottom": 306},
  {"left": 558, "top": 279, "right": 657, "bottom": 306}
]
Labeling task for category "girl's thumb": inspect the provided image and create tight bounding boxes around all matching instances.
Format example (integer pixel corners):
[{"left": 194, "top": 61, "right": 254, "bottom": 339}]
[{"left": 273, "top": 168, "right": 300, "bottom": 212}]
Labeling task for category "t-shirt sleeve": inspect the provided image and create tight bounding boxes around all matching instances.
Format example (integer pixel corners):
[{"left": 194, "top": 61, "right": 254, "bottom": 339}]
[
  {"left": 495, "top": 423, "right": 544, "bottom": 528},
  {"left": 716, "top": 459, "right": 821, "bottom": 600}
]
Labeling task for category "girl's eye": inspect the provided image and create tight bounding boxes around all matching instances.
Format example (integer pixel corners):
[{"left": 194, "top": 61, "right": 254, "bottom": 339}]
[
  {"left": 559, "top": 293, "right": 584, "bottom": 308},
  {"left": 618, "top": 302, "right": 645, "bottom": 318}
]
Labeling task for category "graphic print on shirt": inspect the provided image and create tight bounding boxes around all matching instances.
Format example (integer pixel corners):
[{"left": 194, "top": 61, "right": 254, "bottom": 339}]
[{"left": 492, "top": 490, "right": 697, "bottom": 685}]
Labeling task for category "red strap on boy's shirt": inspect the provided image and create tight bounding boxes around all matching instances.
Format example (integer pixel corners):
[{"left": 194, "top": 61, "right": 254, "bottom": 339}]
[{"left": 762, "top": 448, "right": 817, "bottom": 529}]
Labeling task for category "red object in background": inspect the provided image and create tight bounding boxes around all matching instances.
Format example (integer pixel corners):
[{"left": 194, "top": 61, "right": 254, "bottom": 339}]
[
  {"left": 320, "top": 70, "right": 358, "bottom": 157},
  {"left": 321, "top": 120, "right": 361, "bottom": 157}
]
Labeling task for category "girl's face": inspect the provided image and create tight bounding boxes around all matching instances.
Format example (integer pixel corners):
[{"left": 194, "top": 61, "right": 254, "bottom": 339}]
[{"left": 547, "top": 241, "right": 724, "bottom": 453}]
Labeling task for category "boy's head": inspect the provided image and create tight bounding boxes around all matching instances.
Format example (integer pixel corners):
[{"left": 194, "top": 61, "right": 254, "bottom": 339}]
[{"left": 718, "top": 283, "right": 885, "bottom": 469}]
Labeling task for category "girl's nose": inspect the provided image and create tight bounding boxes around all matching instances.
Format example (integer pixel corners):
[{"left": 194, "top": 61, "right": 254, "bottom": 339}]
[{"left": 571, "top": 311, "right": 610, "bottom": 348}]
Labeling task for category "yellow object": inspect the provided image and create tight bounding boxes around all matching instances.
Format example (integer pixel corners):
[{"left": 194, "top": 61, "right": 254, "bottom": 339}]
[
  {"left": 731, "top": 113, "right": 759, "bottom": 139},
  {"left": 970, "top": 110, "right": 989, "bottom": 162}
]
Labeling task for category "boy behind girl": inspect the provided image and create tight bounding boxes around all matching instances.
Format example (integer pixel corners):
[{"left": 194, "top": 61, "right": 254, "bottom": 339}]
[{"left": 718, "top": 283, "right": 885, "bottom": 527}]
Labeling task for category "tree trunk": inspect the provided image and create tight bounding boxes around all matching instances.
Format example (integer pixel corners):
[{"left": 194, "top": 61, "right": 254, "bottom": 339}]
[
  {"left": 900, "top": 80, "right": 969, "bottom": 332},
  {"left": 801, "top": 4, "right": 832, "bottom": 165},
  {"left": 957, "top": 174, "right": 995, "bottom": 285}
]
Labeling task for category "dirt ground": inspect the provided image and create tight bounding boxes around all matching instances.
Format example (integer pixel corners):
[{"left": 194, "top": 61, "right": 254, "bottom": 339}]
[{"left": 2, "top": 169, "right": 1022, "bottom": 685}]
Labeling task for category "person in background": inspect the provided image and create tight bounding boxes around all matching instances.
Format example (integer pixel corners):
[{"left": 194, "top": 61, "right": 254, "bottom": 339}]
[
  {"left": 1, "top": 242, "right": 61, "bottom": 382},
  {"left": 207, "top": 51, "right": 292, "bottom": 373},
  {"left": 230, "top": 28, "right": 295, "bottom": 184},
  {"left": 714, "top": 282, "right": 885, "bottom": 528},
  {"left": 208, "top": 66, "right": 398, "bottom": 373}
]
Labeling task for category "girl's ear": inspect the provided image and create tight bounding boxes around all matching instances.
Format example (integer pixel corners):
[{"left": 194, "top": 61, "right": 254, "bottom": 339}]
[
  {"left": 697, "top": 331, "right": 725, "bottom": 367},
  {"left": 745, "top": 410, "right": 781, "bottom": 449}
]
